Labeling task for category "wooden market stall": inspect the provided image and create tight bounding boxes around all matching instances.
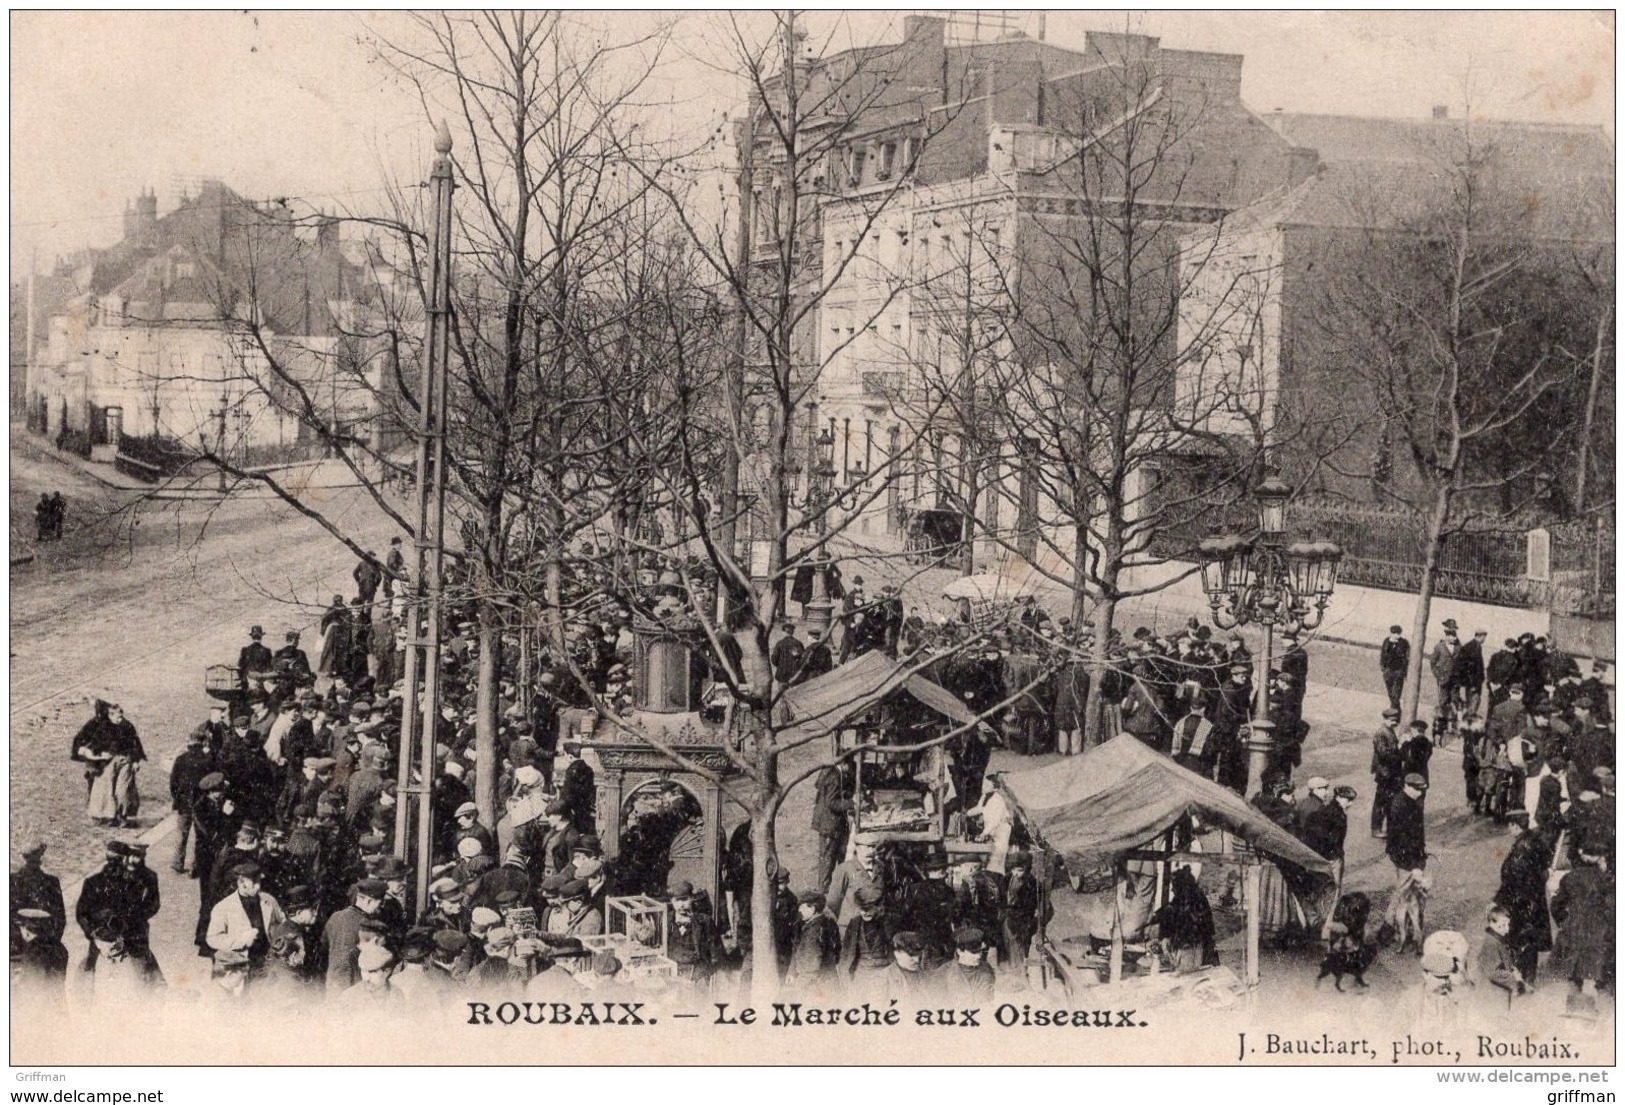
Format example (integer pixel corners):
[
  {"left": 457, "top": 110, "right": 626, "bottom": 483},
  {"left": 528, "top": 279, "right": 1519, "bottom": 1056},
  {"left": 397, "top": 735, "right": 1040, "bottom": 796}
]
[
  {"left": 992, "top": 734, "right": 1334, "bottom": 994},
  {"left": 779, "top": 651, "right": 982, "bottom": 843}
]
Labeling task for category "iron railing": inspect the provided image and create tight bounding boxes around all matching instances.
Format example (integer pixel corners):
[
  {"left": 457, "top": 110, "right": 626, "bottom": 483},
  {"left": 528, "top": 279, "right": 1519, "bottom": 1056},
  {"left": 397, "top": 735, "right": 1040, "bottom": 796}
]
[{"left": 1151, "top": 496, "right": 1615, "bottom": 615}]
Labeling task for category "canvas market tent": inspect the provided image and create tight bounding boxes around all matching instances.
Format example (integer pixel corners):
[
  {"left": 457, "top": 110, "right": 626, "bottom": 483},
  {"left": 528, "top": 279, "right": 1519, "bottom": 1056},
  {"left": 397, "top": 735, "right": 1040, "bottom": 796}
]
[
  {"left": 777, "top": 650, "right": 977, "bottom": 745},
  {"left": 994, "top": 734, "right": 1335, "bottom": 986}
]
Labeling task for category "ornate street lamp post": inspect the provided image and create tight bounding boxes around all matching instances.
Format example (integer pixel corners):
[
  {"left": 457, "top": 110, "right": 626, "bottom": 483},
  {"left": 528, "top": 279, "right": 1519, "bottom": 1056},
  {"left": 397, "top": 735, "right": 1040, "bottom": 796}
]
[
  {"left": 1197, "top": 475, "right": 1343, "bottom": 795},
  {"left": 807, "top": 427, "right": 837, "bottom": 535}
]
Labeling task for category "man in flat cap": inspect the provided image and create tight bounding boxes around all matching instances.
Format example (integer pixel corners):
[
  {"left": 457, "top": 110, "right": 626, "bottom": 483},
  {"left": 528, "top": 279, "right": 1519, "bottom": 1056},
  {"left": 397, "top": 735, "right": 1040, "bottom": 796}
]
[
  {"left": 345, "top": 743, "right": 391, "bottom": 831},
  {"left": 547, "top": 878, "right": 602, "bottom": 941},
  {"left": 839, "top": 884, "right": 894, "bottom": 996},
  {"left": 1379, "top": 625, "right": 1410, "bottom": 711},
  {"left": 897, "top": 852, "right": 957, "bottom": 966},
  {"left": 666, "top": 879, "right": 717, "bottom": 984},
  {"left": 333, "top": 941, "right": 401, "bottom": 1009},
  {"left": 452, "top": 800, "right": 494, "bottom": 862},
  {"left": 430, "top": 929, "right": 473, "bottom": 986},
  {"left": 207, "top": 861, "right": 286, "bottom": 978},
  {"left": 469, "top": 926, "right": 527, "bottom": 993},
  {"left": 884, "top": 931, "right": 939, "bottom": 1000},
  {"left": 1369, "top": 707, "right": 1404, "bottom": 838},
  {"left": 168, "top": 726, "right": 215, "bottom": 874},
  {"left": 1213, "top": 662, "right": 1255, "bottom": 793},
  {"left": 280, "top": 755, "right": 334, "bottom": 827},
  {"left": 937, "top": 926, "right": 996, "bottom": 1000},
  {"left": 1429, "top": 620, "right": 1463, "bottom": 733},
  {"left": 1384, "top": 772, "right": 1430, "bottom": 952},
  {"left": 1400, "top": 719, "right": 1434, "bottom": 785},
  {"left": 120, "top": 841, "right": 161, "bottom": 963},
  {"left": 557, "top": 742, "right": 596, "bottom": 833},
  {"left": 786, "top": 890, "right": 840, "bottom": 990},
  {"left": 539, "top": 801, "right": 580, "bottom": 881},
  {"left": 1300, "top": 784, "right": 1356, "bottom": 931},
  {"left": 323, "top": 876, "right": 387, "bottom": 991},
  {"left": 76, "top": 841, "right": 137, "bottom": 972},
  {"left": 825, "top": 835, "right": 883, "bottom": 928},
  {"left": 203, "top": 822, "right": 263, "bottom": 935},
  {"left": 188, "top": 769, "right": 236, "bottom": 912},
  {"left": 11, "top": 840, "right": 65, "bottom": 947}
]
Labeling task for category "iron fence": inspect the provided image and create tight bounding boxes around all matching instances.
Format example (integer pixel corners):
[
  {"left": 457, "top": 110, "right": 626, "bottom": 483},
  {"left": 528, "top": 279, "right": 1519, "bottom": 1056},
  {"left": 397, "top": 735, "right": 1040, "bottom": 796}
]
[{"left": 1152, "top": 496, "right": 1615, "bottom": 615}]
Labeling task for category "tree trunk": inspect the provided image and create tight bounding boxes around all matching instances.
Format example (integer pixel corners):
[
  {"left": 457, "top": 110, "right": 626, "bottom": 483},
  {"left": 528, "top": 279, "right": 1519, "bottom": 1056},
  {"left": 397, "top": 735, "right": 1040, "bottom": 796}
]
[
  {"left": 1071, "top": 521, "right": 1091, "bottom": 625},
  {"left": 748, "top": 800, "right": 779, "bottom": 1006},
  {"left": 544, "top": 545, "right": 566, "bottom": 656},
  {"left": 1574, "top": 305, "right": 1610, "bottom": 515},
  {"left": 1402, "top": 483, "right": 1453, "bottom": 728},
  {"left": 475, "top": 601, "right": 501, "bottom": 828},
  {"left": 1081, "top": 591, "right": 1119, "bottom": 747},
  {"left": 959, "top": 455, "right": 979, "bottom": 577}
]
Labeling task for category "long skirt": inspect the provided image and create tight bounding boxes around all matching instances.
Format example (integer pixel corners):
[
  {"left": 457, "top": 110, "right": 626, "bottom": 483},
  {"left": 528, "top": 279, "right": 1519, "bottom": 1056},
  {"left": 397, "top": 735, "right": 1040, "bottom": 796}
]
[
  {"left": 87, "top": 756, "right": 139, "bottom": 820},
  {"left": 318, "top": 624, "right": 345, "bottom": 676},
  {"left": 1256, "top": 861, "right": 1300, "bottom": 935}
]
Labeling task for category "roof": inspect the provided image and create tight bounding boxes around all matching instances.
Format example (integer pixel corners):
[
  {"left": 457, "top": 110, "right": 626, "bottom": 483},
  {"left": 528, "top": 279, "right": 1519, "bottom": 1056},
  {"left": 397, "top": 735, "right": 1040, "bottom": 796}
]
[
  {"left": 993, "top": 734, "right": 1334, "bottom": 874},
  {"left": 777, "top": 650, "right": 977, "bottom": 744},
  {"left": 1251, "top": 112, "right": 1614, "bottom": 238},
  {"left": 1263, "top": 112, "right": 1612, "bottom": 171}
]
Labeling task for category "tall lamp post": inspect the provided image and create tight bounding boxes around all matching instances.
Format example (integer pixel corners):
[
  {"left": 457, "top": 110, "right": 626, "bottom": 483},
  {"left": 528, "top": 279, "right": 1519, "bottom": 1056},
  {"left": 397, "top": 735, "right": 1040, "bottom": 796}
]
[
  {"left": 807, "top": 427, "right": 837, "bottom": 535},
  {"left": 1197, "top": 475, "right": 1343, "bottom": 794}
]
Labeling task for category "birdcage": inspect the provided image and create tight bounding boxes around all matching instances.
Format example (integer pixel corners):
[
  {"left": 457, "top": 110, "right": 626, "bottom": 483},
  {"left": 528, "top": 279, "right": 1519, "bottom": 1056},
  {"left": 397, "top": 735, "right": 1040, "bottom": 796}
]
[
  {"left": 606, "top": 894, "right": 669, "bottom": 957},
  {"left": 204, "top": 664, "right": 241, "bottom": 702}
]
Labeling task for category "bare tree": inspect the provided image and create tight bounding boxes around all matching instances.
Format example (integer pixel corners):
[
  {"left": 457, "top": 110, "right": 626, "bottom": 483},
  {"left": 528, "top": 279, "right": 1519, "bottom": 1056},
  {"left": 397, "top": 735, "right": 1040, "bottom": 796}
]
[
  {"left": 1309, "top": 121, "right": 1601, "bottom": 724},
  {"left": 897, "top": 38, "right": 1341, "bottom": 746},
  {"left": 594, "top": 11, "right": 1010, "bottom": 1001}
]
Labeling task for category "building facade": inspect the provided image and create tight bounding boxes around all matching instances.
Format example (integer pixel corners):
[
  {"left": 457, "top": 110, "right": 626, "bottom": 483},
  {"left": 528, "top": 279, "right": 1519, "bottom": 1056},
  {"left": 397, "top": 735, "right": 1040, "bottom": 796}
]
[
  {"left": 26, "top": 181, "right": 371, "bottom": 464},
  {"left": 744, "top": 17, "right": 1613, "bottom": 575}
]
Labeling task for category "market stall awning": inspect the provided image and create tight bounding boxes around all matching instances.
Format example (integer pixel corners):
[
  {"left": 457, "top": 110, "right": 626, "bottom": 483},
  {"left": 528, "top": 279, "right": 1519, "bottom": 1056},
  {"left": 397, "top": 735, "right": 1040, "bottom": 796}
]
[
  {"left": 777, "top": 651, "right": 977, "bottom": 743},
  {"left": 993, "top": 734, "right": 1334, "bottom": 874}
]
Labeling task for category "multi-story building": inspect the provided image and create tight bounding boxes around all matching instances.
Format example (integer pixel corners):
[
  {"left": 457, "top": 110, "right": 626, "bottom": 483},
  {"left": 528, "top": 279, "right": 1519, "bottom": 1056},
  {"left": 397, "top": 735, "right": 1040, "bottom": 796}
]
[
  {"left": 744, "top": 16, "right": 1612, "bottom": 567},
  {"left": 26, "top": 181, "right": 370, "bottom": 464}
]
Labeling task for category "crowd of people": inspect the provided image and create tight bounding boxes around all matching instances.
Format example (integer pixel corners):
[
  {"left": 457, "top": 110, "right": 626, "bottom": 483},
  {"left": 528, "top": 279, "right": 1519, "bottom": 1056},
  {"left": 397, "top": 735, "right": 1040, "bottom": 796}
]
[
  {"left": 1370, "top": 617, "right": 1617, "bottom": 1021},
  {"left": 11, "top": 548, "right": 1616, "bottom": 1024}
]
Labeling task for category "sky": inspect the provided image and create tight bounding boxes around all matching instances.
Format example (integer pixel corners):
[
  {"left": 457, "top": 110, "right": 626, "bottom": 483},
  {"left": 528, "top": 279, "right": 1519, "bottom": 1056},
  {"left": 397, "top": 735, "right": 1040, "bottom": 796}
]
[{"left": 9, "top": 9, "right": 1615, "bottom": 276}]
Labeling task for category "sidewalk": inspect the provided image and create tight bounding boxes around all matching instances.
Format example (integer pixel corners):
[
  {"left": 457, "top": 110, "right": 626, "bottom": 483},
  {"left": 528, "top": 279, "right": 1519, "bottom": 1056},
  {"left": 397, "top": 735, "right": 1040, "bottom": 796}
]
[{"left": 16, "top": 428, "right": 379, "bottom": 501}]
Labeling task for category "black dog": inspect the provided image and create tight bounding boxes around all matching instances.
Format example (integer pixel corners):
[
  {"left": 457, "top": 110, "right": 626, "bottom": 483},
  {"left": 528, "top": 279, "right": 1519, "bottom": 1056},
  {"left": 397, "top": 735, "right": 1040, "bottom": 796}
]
[{"left": 1316, "top": 892, "right": 1377, "bottom": 991}]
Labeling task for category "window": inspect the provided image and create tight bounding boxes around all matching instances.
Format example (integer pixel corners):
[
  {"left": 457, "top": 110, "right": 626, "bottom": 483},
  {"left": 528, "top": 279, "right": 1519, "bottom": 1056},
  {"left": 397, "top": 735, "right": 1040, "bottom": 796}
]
[
  {"left": 879, "top": 141, "right": 897, "bottom": 180},
  {"left": 847, "top": 146, "right": 866, "bottom": 186}
]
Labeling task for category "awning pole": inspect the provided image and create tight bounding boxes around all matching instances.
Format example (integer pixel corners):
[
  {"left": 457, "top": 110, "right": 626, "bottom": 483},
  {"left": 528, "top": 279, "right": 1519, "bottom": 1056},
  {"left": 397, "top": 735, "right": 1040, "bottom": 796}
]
[
  {"left": 1109, "top": 859, "right": 1126, "bottom": 984},
  {"left": 1244, "top": 860, "right": 1262, "bottom": 988}
]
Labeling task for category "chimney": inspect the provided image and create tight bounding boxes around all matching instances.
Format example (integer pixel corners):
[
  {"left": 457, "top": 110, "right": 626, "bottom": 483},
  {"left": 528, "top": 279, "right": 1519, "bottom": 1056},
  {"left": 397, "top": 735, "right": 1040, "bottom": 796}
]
[
  {"left": 1432, "top": 105, "right": 1449, "bottom": 120},
  {"left": 902, "top": 14, "right": 945, "bottom": 46},
  {"left": 134, "top": 188, "right": 158, "bottom": 245}
]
